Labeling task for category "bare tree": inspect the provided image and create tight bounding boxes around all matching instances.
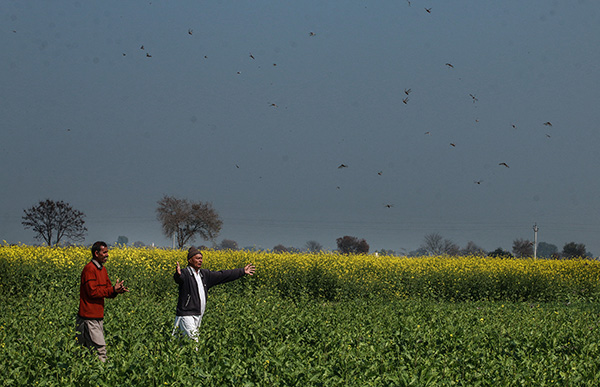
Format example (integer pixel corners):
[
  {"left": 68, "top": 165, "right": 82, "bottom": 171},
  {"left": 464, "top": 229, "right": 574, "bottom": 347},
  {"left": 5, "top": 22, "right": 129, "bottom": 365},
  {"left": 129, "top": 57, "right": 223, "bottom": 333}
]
[
  {"left": 421, "top": 233, "right": 459, "bottom": 255},
  {"left": 156, "top": 195, "right": 222, "bottom": 248},
  {"left": 336, "top": 236, "right": 369, "bottom": 254},
  {"left": 512, "top": 238, "right": 534, "bottom": 258},
  {"left": 273, "top": 244, "right": 288, "bottom": 253},
  {"left": 460, "top": 241, "right": 486, "bottom": 256},
  {"left": 305, "top": 240, "right": 323, "bottom": 253},
  {"left": 22, "top": 199, "right": 87, "bottom": 246},
  {"left": 219, "top": 239, "right": 239, "bottom": 250}
]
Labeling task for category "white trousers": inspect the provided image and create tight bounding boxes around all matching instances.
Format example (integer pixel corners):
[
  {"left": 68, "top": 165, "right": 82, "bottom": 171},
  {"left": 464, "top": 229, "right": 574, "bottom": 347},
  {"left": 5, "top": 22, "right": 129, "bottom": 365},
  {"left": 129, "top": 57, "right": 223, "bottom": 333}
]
[{"left": 172, "top": 315, "right": 203, "bottom": 341}]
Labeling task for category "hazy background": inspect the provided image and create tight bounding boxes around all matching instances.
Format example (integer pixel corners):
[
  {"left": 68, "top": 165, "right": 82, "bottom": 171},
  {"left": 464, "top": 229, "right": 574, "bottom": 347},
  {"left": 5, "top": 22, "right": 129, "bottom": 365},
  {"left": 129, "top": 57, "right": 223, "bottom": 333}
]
[{"left": 2, "top": 0, "right": 600, "bottom": 254}]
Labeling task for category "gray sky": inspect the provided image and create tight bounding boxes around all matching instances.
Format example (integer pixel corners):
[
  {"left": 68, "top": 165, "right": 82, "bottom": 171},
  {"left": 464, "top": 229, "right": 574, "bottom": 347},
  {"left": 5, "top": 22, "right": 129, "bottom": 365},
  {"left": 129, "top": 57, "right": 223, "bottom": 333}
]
[{"left": 2, "top": 0, "right": 600, "bottom": 254}]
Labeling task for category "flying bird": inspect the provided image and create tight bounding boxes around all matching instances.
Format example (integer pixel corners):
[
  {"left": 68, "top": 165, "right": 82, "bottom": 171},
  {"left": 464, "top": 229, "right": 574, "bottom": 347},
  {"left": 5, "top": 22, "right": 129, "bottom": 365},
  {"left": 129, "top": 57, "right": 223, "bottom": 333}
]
[
  {"left": 424, "top": 131, "right": 431, "bottom": 135},
  {"left": 474, "top": 180, "right": 483, "bottom": 185},
  {"left": 402, "top": 97, "right": 409, "bottom": 104},
  {"left": 140, "top": 45, "right": 144, "bottom": 50},
  {"left": 450, "top": 143, "right": 456, "bottom": 147},
  {"left": 249, "top": 53, "right": 255, "bottom": 60},
  {"left": 385, "top": 204, "right": 394, "bottom": 208},
  {"left": 188, "top": 29, "right": 193, "bottom": 35},
  {"left": 377, "top": 171, "right": 383, "bottom": 176},
  {"left": 404, "top": 88, "right": 412, "bottom": 95},
  {"left": 543, "top": 121, "right": 552, "bottom": 126},
  {"left": 425, "top": 7, "right": 432, "bottom": 13},
  {"left": 338, "top": 164, "right": 348, "bottom": 169},
  {"left": 469, "top": 94, "right": 478, "bottom": 103},
  {"left": 445, "top": 63, "right": 454, "bottom": 68},
  {"left": 270, "top": 103, "right": 278, "bottom": 107},
  {"left": 309, "top": 32, "right": 316, "bottom": 36},
  {"left": 546, "top": 134, "right": 551, "bottom": 138},
  {"left": 499, "top": 162, "right": 509, "bottom": 168},
  {"left": 511, "top": 124, "right": 517, "bottom": 129},
  {"left": 146, "top": 53, "right": 152, "bottom": 57}
]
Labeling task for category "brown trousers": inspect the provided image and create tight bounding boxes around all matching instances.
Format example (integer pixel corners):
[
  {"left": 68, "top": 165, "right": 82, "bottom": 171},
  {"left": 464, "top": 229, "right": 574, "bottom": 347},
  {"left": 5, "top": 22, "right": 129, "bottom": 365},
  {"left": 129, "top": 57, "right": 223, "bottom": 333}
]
[{"left": 75, "top": 316, "right": 107, "bottom": 362}]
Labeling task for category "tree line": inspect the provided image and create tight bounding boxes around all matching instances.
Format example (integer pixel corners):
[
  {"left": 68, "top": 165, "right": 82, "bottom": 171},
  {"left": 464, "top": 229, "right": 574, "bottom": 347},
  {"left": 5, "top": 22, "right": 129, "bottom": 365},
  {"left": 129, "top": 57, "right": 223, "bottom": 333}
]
[{"left": 20, "top": 198, "right": 594, "bottom": 258}]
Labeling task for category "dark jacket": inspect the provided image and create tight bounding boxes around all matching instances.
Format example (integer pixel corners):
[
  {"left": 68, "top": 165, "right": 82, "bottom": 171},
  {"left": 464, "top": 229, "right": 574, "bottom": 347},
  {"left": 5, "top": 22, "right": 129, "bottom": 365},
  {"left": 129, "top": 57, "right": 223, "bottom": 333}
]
[{"left": 174, "top": 266, "right": 245, "bottom": 316}]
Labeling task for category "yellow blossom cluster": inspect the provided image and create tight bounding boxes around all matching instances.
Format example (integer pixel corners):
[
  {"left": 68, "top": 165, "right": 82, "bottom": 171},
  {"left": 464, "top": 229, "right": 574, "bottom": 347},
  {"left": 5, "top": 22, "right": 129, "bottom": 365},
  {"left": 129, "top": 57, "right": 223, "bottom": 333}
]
[{"left": 2, "top": 244, "right": 599, "bottom": 301}]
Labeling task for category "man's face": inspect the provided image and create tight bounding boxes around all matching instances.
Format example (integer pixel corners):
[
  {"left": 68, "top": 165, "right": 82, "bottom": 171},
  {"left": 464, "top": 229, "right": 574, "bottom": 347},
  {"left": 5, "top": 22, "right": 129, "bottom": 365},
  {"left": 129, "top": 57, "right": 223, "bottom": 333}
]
[
  {"left": 188, "top": 253, "right": 203, "bottom": 270},
  {"left": 94, "top": 246, "right": 109, "bottom": 265}
]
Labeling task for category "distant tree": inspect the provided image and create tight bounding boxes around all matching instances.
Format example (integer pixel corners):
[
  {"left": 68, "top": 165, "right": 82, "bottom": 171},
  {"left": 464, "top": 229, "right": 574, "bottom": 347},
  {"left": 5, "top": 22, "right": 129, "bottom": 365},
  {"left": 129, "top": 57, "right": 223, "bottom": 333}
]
[
  {"left": 219, "top": 239, "right": 239, "bottom": 250},
  {"left": 408, "top": 247, "right": 428, "bottom": 257},
  {"left": 536, "top": 242, "right": 558, "bottom": 258},
  {"left": 377, "top": 249, "right": 396, "bottom": 256},
  {"left": 21, "top": 199, "right": 87, "bottom": 246},
  {"left": 133, "top": 241, "right": 146, "bottom": 247},
  {"left": 562, "top": 242, "right": 588, "bottom": 259},
  {"left": 156, "top": 195, "right": 222, "bottom": 249},
  {"left": 460, "top": 241, "right": 486, "bottom": 256},
  {"left": 420, "top": 233, "right": 459, "bottom": 256},
  {"left": 512, "top": 238, "right": 533, "bottom": 258},
  {"left": 117, "top": 236, "right": 129, "bottom": 246},
  {"left": 273, "top": 244, "right": 288, "bottom": 253},
  {"left": 305, "top": 240, "right": 323, "bottom": 253},
  {"left": 336, "top": 236, "right": 369, "bottom": 254},
  {"left": 488, "top": 248, "right": 514, "bottom": 259}
]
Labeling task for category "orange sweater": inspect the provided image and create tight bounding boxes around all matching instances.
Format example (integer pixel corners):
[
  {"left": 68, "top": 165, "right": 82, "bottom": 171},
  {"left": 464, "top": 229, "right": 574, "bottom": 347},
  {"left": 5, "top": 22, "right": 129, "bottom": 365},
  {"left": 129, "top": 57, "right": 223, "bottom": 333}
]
[{"left": 78, "top": 260, "right": 117, "bottom": 319}]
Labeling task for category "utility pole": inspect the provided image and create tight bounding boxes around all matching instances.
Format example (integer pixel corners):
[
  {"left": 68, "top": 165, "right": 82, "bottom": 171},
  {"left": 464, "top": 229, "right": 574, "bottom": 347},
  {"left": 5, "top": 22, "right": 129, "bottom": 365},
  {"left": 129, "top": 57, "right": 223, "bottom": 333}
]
[{"left": 533, "top": 223, "right": 539, "bottom": 259}]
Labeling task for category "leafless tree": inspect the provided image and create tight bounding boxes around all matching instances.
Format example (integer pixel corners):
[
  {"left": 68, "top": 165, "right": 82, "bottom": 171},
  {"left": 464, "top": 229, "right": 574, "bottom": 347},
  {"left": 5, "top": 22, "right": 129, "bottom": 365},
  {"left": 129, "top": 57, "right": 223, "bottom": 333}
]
[
  {"left": 512, "top": 238, "right": 534, "bottom": 258},
  {"left": 273, "top": 244, "right": 288, "bottom": 253},
  {"left": 421, "top": 233, "right": 459, "bottom": 256},
  {"left": 21, "top": 199, "right": 87, "bottom": 246},
  {"left": 460, "top": 241, "right": 487, "bottom": 256},
  {"left": 219, "top": 239, "right": 239, "bottom": 250},
  {"left": 156, "top": 195, "right": 222, "bottom": 249},
  {"left": 305, "top": 240, "right": 323, "bottom": 253},
  {"left": 336, "top": 236, "right": 369, "bottom": 254}
]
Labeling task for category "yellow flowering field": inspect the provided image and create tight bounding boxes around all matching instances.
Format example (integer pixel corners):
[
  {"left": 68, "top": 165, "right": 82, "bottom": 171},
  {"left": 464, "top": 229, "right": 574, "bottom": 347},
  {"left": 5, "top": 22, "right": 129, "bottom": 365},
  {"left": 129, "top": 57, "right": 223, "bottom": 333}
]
[
  {"left": 3, "top": 244, "right": 600, "bottom": 385},
  {"left": 2, "top": 244, "right": 599, "bottom": 302}
]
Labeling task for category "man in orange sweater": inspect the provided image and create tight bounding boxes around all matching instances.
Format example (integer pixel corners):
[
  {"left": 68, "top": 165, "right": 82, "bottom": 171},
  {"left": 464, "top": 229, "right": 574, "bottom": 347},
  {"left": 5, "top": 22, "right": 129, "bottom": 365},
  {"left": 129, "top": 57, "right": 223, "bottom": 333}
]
[{"left": 76, "top": 241, "right": 128, "bottom": 362}]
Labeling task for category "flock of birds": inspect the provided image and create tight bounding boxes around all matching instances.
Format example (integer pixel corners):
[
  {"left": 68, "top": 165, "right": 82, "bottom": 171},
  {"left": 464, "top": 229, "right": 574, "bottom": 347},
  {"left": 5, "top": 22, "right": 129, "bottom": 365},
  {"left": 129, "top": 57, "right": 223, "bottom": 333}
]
[{"left": 109, "top": 5, "right": 556, "bottom": 212}]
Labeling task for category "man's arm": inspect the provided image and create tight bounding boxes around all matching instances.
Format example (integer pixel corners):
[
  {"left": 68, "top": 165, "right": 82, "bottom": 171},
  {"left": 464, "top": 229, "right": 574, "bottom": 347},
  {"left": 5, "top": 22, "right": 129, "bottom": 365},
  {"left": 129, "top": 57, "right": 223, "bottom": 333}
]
[
  {"left": 83, "top": 267, "right": 117, "bottom": 299},
  {"left": 173, "top": 261, "right": 184, "bottom": 284},
  {"left": 203, "top": 264, "right": 255, "bottom": 288}
]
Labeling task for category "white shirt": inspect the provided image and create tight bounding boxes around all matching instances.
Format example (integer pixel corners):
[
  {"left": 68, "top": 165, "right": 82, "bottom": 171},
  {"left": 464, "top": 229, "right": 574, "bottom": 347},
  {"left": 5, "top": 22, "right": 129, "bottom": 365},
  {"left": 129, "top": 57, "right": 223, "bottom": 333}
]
[{"left": 190, "top": 267, "right": 206, "bottom": 316}]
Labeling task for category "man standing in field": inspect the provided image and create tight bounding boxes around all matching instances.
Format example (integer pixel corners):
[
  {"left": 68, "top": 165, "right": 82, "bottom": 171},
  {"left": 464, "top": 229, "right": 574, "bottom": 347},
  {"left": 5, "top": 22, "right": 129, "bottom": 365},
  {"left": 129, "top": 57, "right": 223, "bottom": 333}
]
[
  {"left": 173, "top": 246, "right": 255, "bottom": 341},
  {"left": 76, "top": 241, "right": 128, "bottom": 362}
]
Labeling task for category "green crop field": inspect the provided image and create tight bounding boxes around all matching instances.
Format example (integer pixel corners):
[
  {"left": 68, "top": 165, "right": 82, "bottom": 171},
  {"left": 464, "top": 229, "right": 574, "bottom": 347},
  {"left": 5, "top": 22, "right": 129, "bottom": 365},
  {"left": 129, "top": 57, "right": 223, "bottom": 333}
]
[{"left": 2, "top": 245, "right": 600, "bottom": 386}]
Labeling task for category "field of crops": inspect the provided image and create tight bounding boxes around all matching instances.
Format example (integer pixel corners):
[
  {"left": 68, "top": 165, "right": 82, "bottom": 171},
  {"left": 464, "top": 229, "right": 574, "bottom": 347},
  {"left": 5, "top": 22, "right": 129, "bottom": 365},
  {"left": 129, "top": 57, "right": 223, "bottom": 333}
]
[{"left": 2, "top": 245, "right": 600, "bottom": 386}]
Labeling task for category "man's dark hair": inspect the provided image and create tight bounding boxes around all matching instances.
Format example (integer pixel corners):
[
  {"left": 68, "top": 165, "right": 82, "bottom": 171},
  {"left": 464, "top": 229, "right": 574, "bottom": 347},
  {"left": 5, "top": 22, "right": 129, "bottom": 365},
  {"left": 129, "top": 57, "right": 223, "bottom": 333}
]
[{"left": 91, "top": 241, "right": 107, "bottom": 257}]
